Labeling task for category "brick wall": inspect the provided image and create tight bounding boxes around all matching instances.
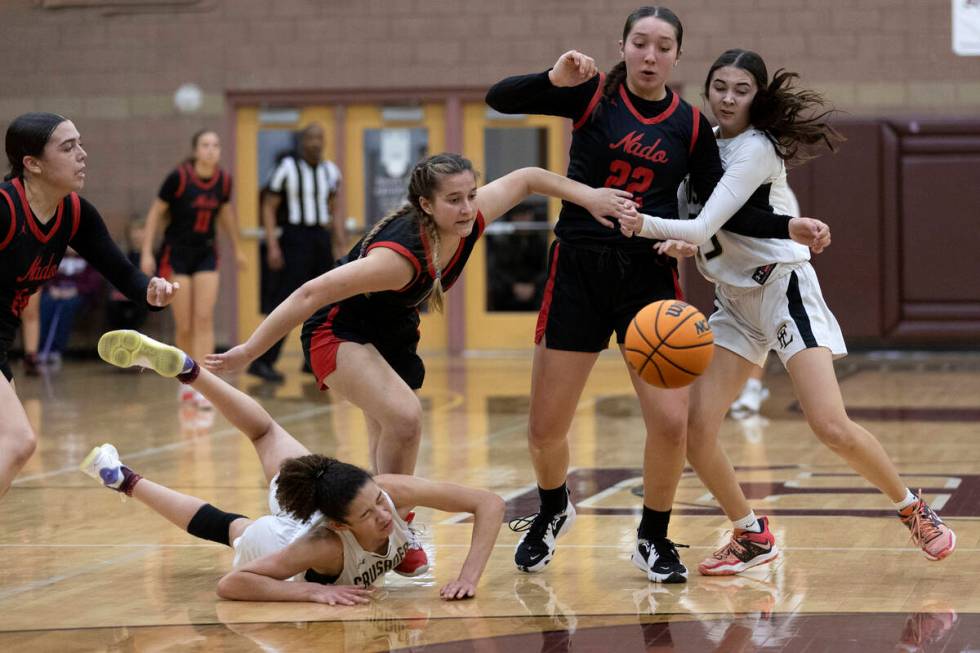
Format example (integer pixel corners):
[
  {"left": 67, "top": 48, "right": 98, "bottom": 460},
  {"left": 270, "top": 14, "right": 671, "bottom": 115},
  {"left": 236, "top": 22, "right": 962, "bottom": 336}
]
[
  {"left": 1, "top": 0, "right": 977, "bottom": 346},
  {"left": 3, "top": 0, "right": 975, "bottom": 217}
]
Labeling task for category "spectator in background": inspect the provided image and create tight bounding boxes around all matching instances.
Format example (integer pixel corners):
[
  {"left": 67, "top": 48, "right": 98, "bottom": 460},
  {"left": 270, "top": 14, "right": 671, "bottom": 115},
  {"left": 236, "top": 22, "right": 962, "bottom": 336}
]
[
  {"left": 106, "top": 218, "right": 149, "bottom": 333},
  {"left": 251, "top": 123, "right": 345, "bottom": 383},
  {"left": 38, "top": 249, "right": 102, "bottom": 366},
  {"left": 486, "top": 203, "right": 549, "bottom": 312},
  {"left": 19, "top": 293, "right": 40, "bottom": 376}
]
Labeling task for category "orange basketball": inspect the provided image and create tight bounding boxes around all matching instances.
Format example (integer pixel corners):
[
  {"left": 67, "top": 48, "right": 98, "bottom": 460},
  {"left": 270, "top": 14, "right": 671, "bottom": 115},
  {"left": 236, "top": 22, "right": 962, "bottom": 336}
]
[{"left": 624, "top": 299, "right": 714, "bottom": 389}]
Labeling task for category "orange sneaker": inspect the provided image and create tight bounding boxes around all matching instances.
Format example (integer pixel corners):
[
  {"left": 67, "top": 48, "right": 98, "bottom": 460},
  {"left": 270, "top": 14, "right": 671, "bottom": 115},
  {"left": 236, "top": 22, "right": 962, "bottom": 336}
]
[
  {"left": 900, "top": 493, "right": 956, "bottom": 561},
  {"left": 394, "top": 511, "right": 429, "bottom": 577},
  {"left": 698, "top": 516, "right": 779, "bottom": 576}
]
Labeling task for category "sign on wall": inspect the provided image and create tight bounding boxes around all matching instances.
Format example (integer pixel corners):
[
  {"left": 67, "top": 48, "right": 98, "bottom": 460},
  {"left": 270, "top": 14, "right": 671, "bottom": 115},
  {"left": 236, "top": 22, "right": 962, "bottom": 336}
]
[{"left": 953, "top": 0, "right": 980, "bottom": 55}]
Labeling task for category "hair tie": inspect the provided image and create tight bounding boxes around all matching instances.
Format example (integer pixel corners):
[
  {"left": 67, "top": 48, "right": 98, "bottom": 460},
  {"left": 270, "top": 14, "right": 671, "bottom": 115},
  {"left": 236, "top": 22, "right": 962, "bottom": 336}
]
[{"left": 315, "top": 468, "right": 326, "bottom": 479}]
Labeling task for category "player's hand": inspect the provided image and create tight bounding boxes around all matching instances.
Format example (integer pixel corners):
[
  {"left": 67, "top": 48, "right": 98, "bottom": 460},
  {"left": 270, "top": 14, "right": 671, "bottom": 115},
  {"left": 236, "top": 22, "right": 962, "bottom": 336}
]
[
  {"left": 308, "top": 583, "right": 374, "bottom": 606},
  {"left": 146, "top": 276, "right": 179, "bottom": 307},
  {"left": 235, "top": 250, "right": 248, "bottom": 271},
  {"left": 583, "top": 187, "right": 636, "bottom": 229},
  {"left": 548, "top": 50, "right": 598, "bottom": 87},
  {"left": 618, "top": 211, "right": 645, "bottom": 237},
  {"left": 140, "top": 254, "right": 156, "bottom": 277},
  {"left": 266, "top": 242, "right": 285, "bottom": 271},
  {"left": 789, "top": 217, "right": 831, "bottom": 254},
  {"left": 439, "top": 578, "right": 477, "bottom": 601},
  {"left": 654, "top": 239, "right": 698, "bottom": 259},
  {"left": 204, "top": 344, "right": 253, "bottom": 374}
]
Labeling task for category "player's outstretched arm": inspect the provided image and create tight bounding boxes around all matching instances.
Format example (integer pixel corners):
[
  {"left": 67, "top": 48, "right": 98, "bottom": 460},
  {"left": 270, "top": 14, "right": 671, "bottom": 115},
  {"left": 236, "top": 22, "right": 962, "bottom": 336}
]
[
  {"left": 475, "top": 167, "right": 636, "bottom": 228},
  {"left": 205, "top": 249, "right": 413, "bottom": 373},
  {"left": 379, "top": 474, "right": 505, "bottom": 601}
]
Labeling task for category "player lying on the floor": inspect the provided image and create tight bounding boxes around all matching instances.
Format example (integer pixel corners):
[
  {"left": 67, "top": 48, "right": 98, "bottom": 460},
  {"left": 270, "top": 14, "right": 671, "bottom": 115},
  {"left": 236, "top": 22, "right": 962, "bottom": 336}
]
[{"left": 81, "top": 329, "right": 506, "bottom": 604}]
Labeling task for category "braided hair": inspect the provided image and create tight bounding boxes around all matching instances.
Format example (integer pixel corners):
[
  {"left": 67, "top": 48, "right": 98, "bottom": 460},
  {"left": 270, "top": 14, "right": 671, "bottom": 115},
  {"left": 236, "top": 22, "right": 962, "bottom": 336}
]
[
  {"left": 705, "top": 49, "right": 844, "bottom": 164},
  {"left": 357, "top": 153, "right": 476, "bottom": 312}
]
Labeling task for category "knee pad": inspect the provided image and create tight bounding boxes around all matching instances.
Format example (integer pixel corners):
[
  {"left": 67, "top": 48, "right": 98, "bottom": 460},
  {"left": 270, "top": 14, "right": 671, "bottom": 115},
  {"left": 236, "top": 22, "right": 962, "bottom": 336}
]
[{"left": 186, "top": 503, "right": 247, "bottom": 546}]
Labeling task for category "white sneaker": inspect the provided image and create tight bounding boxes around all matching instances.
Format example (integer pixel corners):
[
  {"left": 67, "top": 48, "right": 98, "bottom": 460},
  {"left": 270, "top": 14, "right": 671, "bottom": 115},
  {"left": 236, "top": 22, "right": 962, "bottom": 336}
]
[
  {"left": 98, "top": 330, "right": 186, "bottom": 378},
  {"left": 79, "top": 443, "right": 124, "bottom": 488},
  {"left": 730, "top": 379, "right": 770, "bottom": 416}
]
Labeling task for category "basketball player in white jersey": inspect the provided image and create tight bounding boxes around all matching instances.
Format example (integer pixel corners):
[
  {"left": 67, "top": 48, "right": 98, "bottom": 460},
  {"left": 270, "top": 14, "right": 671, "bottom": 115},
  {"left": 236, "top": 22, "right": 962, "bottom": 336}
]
[
  {"left": 81, "top": 330, "right": 505, "bottom": 603},
  {"left": 620, "top": 49, "right": 956, "bottom": 573}
]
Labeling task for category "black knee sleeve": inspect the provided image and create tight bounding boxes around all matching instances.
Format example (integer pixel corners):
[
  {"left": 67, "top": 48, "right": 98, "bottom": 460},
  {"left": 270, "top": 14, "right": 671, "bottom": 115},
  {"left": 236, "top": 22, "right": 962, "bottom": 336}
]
[{"left": 186, "top": 503, "right": 247, "bottom": 547}]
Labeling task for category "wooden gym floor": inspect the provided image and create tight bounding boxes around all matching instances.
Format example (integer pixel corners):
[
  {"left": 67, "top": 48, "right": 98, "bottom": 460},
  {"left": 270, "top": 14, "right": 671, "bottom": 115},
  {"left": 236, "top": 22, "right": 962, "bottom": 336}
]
[{"left": 2, "top": 350, "right": 979, "bottom": 651}]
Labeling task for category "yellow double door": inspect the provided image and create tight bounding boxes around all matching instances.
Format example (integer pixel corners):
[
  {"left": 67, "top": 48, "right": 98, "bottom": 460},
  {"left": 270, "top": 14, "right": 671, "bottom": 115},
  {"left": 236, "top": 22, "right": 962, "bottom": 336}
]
[{"left": 234, "top": 102, "right": 566, "bottom": 354}]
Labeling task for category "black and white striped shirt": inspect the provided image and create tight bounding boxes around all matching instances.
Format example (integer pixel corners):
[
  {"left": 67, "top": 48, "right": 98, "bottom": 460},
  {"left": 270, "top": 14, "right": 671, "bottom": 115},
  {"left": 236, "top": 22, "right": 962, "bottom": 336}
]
[{"left": 268, "top": 156, "right": 342, "bottom": 227}]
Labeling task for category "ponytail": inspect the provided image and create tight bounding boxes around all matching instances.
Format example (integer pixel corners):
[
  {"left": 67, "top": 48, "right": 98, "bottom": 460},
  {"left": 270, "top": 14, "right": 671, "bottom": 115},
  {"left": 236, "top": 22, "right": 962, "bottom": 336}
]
[{"left": 275, "top": 454, "right": 372, "bottom": 524}]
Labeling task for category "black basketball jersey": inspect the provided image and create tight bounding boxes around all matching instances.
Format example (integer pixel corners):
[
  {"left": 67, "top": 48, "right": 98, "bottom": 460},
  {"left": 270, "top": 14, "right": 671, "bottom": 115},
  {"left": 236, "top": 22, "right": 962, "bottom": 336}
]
[
  {"left": 486, "top": 71, "right": 792, "bottom": 249},
  {"left": 159, "top": 163, "right": 232, "bottom": 248},
  {"left": 0, "top": 177, "right": 80, "bottom": 346},
  {"left": 0, "top": 177, "right": 152, "bottom": 361},
  {"left": 303, "top": 212, "right": 486, "bottom": 344}
]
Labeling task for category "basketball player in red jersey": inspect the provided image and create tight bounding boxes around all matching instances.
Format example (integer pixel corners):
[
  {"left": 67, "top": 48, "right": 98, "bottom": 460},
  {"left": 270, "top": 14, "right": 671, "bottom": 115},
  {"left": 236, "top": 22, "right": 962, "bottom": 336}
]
[
  {"left": 486, "top": 6, "right": 829, "bottom": 583},
  {"left": 141, "top": 130, "right": 245, "bottom": 406},
  {"left": 0, "top": 112, "right": 177, "bottom": 503},
  {"left": 205, "top": 153, "right": 636, "bottom": 578}
]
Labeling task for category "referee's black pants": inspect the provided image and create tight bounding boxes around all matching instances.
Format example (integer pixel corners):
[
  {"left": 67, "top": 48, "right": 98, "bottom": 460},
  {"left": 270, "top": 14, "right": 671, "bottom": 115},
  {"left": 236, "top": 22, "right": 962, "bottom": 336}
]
[{"left": 257, "top": 224, "right": 334, "bottom": 368}]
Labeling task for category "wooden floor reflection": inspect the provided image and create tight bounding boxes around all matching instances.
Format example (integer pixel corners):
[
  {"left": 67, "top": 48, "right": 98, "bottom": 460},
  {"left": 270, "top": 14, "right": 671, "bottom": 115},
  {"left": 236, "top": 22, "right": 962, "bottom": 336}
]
[{"left": 3, "top": 351, "right": 980, "bottom": 651}]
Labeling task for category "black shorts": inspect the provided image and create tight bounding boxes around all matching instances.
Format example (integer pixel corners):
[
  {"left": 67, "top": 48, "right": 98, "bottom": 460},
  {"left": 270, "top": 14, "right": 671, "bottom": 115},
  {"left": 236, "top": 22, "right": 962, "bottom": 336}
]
[
  {"left": 159, "top": 242, "right": 217, "bottom": 277},
  {"left": 301, "top": 307, "right": 425, "bottom": 391},
  {"left": 535, "top": 240, "right": 681, "bottom": 352},
  {"left": 1, "top": 358, "right": 12, "bottom": 383}
]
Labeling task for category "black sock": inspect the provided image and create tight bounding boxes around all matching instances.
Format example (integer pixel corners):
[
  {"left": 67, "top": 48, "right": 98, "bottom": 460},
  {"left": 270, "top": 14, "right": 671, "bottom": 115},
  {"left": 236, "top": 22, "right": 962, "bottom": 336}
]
[
  {"left": 117, "top": 466, "right": 143, "bottom": 497},
  {"left": 638, "top": 506, "right": 671, "bottom": 541},
  {"left": 538, "top": 482, "right": 568, "bottom": 514}
]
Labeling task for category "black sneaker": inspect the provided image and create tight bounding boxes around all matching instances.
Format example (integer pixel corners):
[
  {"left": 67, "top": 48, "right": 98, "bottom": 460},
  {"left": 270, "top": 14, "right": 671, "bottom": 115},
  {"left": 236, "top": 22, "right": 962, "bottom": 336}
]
[
  {"left": 631, "top": 537, "right": 689, "bottom": 583},
  {"left": 509, "top": 496, "right": 576, "bottom": 573},
  {"left": 247, "top": 360, "right": 284, "bottom": 383}
]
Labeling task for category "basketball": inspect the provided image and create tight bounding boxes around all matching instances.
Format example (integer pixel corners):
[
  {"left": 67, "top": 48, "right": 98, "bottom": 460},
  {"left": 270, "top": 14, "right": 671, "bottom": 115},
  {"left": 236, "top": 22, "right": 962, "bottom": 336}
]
[{"left": 624, "top": 300, "right": 714, "bottom": 389}]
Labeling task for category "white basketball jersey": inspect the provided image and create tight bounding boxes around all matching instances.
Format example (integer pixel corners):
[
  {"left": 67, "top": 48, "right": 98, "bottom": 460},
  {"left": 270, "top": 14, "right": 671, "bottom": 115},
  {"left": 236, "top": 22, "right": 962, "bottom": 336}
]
[
  {"left": 332, "top": 490, "right": 414, "bottom": 587},
  {"left": 680, "top": 128, "right": 809, "bottom": 288}
]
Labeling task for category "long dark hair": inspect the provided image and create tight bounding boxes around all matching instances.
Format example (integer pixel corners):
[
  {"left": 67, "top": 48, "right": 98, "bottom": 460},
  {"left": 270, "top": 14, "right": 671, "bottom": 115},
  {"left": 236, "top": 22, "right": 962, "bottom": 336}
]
[
  {"left": 275, "top": 454, "right": 374, "bottom": 524},
  {"left": 357, "top": 152, "right": 477, "bottom": 312},
  {"left": 705, "top": 49, "right": 844, "bottom": 163},
  {"left": 4, "top": 112, "right": 67, "bottom": 181},
  {"left": 603, "top": 6, "right": 684, "bottom": 99}
]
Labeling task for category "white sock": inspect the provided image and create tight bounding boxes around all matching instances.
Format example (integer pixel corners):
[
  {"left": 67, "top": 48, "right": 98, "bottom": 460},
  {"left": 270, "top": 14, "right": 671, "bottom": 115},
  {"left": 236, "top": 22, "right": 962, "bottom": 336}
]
[
  {"left": 733, "top": 511, "right": 762, "bottom": 532},
  {"left": 894, "top": 488, "right": 917, "bottom": 512},
  {"left": 744, "top": 378, "right": 762, "bottom": 393}
]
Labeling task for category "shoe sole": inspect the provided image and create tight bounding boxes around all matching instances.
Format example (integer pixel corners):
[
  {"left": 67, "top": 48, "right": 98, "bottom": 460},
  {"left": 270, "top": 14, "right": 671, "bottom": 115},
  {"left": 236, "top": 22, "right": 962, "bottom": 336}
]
[
  {"left": 698, "top": 548, "right": 780, "bottom": 576},
  {"left": 631, "top": 551, "right": 689, "bottom": 584},
  {"left": 78, "top": 445, "right": 104, "bottom": 479},
  {"left": 394, "top": 565, "right": 430, "bottom": 578},
  {"left": 98, "top": 330, "right": 184, "bottom": 377}
]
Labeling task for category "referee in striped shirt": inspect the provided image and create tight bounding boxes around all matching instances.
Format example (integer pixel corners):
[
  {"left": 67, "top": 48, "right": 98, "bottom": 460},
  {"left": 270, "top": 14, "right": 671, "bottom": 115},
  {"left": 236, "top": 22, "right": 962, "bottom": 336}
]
[{"left": 249, "top": 123, "right": 346, "bottom": 382}]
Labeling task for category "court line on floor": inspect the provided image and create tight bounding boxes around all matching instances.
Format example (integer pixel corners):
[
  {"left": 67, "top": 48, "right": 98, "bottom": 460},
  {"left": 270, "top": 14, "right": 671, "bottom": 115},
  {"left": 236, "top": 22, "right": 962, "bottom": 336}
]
[
  {"left": 3, "top": 542, "right": 976, "bottom": 554},
  {"left": 12, "top": 403, "right": 337, "bottom": 485}
]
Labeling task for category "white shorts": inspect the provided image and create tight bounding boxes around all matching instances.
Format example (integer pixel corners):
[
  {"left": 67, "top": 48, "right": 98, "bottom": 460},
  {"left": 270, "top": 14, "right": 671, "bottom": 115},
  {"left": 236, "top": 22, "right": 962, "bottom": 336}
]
[
  {"left": 231, "top": 474, "right": 317, "bottom": 573},
  {"left": 709, "top": 263, "right": 847, "bottom": 368}
]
